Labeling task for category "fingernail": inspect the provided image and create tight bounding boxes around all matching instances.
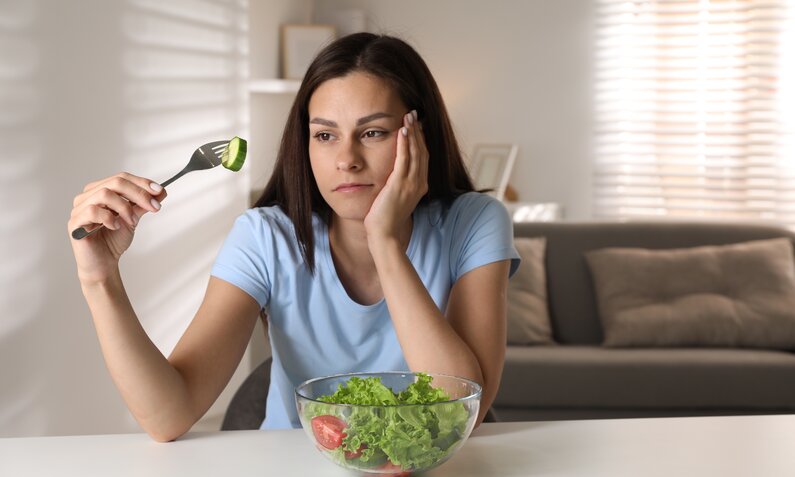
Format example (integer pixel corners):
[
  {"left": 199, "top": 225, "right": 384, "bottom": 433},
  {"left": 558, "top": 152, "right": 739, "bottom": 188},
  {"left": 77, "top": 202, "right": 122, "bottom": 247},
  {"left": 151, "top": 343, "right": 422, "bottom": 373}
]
[
  {"left": 113, "top": 219, "right": 121, "bottom": 229},
  {"left": 150, "top": 182, "right": 163, "bottom": 193},
  {"left": 401, "top": 127, "right": 408, "bottom": 137},
  {"left": 151, "top": 198, "right": 161, "bottom": 210},
  {"left": 411, "top": 110, "right": 418, "bottom": 120},
  {"left": 407, "top": 112, "right": 414, "bottom": 125}
]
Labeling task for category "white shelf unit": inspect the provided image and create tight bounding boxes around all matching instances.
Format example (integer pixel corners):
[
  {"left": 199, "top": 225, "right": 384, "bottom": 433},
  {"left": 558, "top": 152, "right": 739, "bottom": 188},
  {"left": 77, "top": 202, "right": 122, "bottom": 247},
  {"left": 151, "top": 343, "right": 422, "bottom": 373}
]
[
  {"left": 249, "top": 78, "right": 301, "bottom": 94},
  {"left": 247, "top": 76, "right": 299, "bottom": 201}
]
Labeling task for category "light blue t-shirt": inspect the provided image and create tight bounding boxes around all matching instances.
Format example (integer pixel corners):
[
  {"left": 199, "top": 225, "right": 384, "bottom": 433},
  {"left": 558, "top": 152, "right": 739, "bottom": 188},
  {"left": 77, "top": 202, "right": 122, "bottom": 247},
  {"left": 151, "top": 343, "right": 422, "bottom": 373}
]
[{"left": 211, "top": 192, "right": 520, "bottom": 429}]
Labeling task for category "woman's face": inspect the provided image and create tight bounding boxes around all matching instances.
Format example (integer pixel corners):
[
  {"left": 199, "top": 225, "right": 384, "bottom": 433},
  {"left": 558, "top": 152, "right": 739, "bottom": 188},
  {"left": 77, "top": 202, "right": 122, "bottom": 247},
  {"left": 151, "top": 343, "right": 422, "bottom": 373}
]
[{"left": 308, "top": 71, "right": 408, "bottom": 222}]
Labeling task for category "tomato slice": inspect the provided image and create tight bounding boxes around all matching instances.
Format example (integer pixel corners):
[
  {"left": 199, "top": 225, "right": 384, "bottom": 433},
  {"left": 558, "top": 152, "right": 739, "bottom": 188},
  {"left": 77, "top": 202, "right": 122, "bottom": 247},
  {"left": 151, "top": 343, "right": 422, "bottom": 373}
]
[
  {"left": 377, "top": 461, "right": 412, "bottom": 477},
  {"left": 344, "top": 443, "right": 367, "bottom": 459},
  {"left": 311, "top": 415, "right": 347, "bottom": 450}
]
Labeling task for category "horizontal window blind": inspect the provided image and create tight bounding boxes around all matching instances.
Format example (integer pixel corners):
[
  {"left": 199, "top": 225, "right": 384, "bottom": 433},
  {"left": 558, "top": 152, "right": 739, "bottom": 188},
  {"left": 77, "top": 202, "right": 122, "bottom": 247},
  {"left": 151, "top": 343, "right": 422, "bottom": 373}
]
[{"left": 594, "top": 0, "right": 795, "bottom": 225}]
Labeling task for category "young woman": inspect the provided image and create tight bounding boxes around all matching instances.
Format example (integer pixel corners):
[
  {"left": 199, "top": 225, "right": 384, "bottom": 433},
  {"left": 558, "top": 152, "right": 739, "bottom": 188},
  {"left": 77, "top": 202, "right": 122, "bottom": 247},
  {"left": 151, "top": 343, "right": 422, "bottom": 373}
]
[{"left": 68, "top": 33, "right": 519, "bottom": 442}]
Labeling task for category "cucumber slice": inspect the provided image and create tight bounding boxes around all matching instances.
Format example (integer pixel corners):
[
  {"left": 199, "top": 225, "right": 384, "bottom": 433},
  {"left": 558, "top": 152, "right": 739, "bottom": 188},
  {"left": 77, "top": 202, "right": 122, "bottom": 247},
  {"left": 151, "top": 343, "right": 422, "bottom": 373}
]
[{"left": 221, "top": 136, "right": 247, "bottom": 171}]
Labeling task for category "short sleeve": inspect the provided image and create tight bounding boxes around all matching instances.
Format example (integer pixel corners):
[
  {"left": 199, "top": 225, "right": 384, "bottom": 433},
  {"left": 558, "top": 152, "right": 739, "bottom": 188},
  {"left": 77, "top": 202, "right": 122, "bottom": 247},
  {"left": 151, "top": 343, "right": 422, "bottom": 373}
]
[
  {"left": 449, "top": 193, "right": 521, "bottom": 281},
  {"left": 211, "top": 210, "right": 272, "bottom": 308}
]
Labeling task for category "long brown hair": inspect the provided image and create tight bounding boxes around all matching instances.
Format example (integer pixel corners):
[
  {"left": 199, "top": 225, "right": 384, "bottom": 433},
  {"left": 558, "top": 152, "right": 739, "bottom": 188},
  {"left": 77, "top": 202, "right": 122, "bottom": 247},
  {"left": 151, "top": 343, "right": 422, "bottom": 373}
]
[{"left": 253, "top": 32, "right": 474, "bottom": 272}]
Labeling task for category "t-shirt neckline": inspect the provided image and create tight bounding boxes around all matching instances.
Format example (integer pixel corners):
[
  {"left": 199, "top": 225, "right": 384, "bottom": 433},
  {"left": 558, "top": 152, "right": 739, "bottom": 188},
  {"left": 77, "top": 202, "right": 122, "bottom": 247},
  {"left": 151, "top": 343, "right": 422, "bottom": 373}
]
[{"left": 321, "top": 210, "right": 421, "bottom": 312}]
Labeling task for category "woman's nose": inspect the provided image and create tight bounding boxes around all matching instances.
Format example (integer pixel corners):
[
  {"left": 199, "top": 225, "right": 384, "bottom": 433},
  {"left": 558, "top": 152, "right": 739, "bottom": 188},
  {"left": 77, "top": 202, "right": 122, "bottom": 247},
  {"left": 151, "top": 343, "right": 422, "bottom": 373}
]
[{"left": 335, "top": 141, "right": 363, "bottom": 171}]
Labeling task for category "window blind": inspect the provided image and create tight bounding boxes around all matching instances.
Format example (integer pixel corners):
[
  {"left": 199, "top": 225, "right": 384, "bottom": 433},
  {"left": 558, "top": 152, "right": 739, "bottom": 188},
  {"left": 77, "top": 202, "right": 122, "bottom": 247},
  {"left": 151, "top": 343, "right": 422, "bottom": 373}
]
[{"left": 594, "top": 0, "right": 795, "bottom": 225}]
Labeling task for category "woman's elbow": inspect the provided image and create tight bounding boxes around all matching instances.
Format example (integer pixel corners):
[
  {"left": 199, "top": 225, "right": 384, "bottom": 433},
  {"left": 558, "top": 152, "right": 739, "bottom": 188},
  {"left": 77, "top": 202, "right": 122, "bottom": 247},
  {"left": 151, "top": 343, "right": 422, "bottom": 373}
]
[
  {"left": 146, "top": 426, "right": 186, "bottom": 443},
  {"left": 139, "top": 415, "right": 193, "bottom": 443}
]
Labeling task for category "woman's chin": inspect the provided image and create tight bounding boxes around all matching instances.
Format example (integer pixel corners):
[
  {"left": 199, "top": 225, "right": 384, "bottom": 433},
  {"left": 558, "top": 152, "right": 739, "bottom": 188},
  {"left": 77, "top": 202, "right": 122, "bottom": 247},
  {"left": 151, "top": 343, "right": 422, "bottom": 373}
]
[{"left": 328, "top": 203, "right": 373, "bottom": 223}]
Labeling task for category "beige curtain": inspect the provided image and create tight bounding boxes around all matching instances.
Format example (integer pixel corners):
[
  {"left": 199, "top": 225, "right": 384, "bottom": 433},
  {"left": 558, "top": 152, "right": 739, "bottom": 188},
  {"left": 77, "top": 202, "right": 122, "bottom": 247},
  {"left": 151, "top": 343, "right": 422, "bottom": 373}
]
[{"left": 594, "top": 0, "right": 795, "bottom": 226}]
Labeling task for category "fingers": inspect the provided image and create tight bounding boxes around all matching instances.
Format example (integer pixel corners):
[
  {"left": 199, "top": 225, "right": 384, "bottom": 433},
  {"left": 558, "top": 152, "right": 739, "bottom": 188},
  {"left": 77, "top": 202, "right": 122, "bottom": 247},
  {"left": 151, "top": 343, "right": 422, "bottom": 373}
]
[
  {"left": 82, "top": 171, "right": 160, "bottom": 196},
  {"left": 85, "top": 204, "right": 122, "bottom": 231},
  {"left": 130, "top": 187, "right": 167, "bottom": 221},
  {"left": 70, "top": 172, "right": 167, "bottom": 233},
  {"left": 392, "top": 110, "right": 429, "bottom": 195},
  {"left": 86, "top": 188, "right": 139, "bottom": 227},
  {"left": 406, "top": 110, "right": 429, "bottom": 193},
  {"left": 393, "top": 113, "right": 410, "bottom": 178},
  {"left": 74, "top": 172, "right": 164, "bottom": 213}
]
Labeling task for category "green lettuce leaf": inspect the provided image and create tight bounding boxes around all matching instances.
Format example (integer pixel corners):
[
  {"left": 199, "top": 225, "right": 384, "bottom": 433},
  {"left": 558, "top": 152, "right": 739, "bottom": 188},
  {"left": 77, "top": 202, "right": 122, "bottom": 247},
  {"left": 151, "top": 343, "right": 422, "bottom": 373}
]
[{"left": 319, "top": 376, "right": 399, "bottom": 405}]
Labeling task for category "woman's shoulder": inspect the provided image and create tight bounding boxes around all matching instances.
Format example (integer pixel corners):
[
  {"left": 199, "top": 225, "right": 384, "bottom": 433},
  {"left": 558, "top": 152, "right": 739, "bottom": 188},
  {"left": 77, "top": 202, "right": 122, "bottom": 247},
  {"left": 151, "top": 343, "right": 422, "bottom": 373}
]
[
  {"left": 242, "top": 205, "right": 291, "bottom": 224},
  {"left": 450, "top": 191, "right": 504, "bottom": 211},
  {"left": 230, "top": 206, "right": 299, "bottom": 242},
  {"left": 233, "top": 206, "right": 324, "bottom": 248},
  {"left": 232, "top": 205, "right": 290, "bottom": 232},
  {"left": 423, "top": 192, "right": 507, "bottom": 226}
]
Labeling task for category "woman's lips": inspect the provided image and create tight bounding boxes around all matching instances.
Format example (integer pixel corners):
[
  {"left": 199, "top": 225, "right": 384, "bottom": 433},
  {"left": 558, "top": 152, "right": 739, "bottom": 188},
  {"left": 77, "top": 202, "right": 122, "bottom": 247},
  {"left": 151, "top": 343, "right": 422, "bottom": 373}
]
[{"left": 334, "top": 183, "right": 373, "bottom": 193}]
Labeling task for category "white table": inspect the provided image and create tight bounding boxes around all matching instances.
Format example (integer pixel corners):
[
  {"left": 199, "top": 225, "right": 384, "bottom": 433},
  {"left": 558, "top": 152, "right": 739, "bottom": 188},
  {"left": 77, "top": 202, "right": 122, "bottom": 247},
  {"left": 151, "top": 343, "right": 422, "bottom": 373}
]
[{"left": 2, "top": 415, "right": 795, "bottom": 476}]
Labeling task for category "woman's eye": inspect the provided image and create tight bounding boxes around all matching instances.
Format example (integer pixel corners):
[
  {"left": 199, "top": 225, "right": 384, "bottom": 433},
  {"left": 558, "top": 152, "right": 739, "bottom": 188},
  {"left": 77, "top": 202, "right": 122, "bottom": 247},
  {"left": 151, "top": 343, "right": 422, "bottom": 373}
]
[
  {"left": 363, "top": 130, "right": 385, "bottom": 139},
  {"left": 314, "top": 132, "right": 332, "bottom": 142}
]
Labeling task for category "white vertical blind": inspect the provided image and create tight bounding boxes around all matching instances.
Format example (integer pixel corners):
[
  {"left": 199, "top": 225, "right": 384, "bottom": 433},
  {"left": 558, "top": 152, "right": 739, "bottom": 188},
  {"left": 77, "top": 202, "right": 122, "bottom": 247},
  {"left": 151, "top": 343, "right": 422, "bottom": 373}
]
[{"left": 594, "top": 0, "right": 795, "bottom": 225}]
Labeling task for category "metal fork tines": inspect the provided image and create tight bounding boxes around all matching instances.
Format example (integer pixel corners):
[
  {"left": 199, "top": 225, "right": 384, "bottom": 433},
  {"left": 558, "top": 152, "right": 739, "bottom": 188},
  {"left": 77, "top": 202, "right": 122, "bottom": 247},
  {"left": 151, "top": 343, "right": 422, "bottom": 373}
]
[{"left": 160, "top": 140, "right": 229, "bottom": 187}]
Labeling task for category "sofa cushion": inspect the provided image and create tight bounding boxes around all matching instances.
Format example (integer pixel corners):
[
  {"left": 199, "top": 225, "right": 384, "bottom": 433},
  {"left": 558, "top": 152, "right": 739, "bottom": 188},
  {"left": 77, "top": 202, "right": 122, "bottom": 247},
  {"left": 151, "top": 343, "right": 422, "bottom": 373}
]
[
  {"left": 495, "top": 346, "right": 795, "bottom": 409},
  {"left": 507, "top": 238, "right": 555, "bottom": 345},
  {"left": 512, "top": 221, "right": 795, "bottom": 345},
  {"left": 585, "top": 238, "right": 795, "bottom": 349}
]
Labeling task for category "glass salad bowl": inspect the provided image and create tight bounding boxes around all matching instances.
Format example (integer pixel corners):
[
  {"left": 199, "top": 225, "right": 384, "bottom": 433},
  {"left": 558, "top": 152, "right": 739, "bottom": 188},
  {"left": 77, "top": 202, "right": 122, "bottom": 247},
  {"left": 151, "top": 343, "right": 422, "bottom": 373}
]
[{"left": 295, "top": 372, "right": 481, "bottom": 476}]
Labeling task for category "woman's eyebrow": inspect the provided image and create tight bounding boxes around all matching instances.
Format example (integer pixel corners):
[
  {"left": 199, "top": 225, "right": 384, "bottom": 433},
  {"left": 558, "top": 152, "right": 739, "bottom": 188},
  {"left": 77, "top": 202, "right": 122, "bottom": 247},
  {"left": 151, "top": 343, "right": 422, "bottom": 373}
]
[
  {"left": 356, "top": 112, "right": 392, "bottom": 125},
  {"left": 309, "top": 112, "right": 393, "bottom": 128},
  {"left": 309, "top": 117, "right": 337, "bottom": 127}
]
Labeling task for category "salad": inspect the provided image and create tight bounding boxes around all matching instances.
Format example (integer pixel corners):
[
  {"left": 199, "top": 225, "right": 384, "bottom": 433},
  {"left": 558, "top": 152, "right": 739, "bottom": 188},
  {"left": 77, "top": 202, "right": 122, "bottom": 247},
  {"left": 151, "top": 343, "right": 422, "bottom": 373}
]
[{"left": 303, "top": 373, "right": 471, "bottom": 474}]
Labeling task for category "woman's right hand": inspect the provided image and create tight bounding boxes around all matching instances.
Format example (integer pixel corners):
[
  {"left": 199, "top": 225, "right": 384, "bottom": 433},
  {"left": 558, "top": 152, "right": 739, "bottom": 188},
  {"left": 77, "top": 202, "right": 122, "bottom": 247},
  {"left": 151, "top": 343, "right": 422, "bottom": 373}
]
[{"left": 68, "top": 172, "right": 166, "bottom": 285}]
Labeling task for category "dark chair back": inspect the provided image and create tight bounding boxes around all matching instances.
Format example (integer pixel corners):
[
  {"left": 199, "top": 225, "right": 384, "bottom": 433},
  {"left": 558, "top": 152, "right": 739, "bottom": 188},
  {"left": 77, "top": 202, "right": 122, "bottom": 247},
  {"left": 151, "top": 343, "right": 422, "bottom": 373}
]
[{"left": 221, "top": 357, "right": 272, "bottom": 430}]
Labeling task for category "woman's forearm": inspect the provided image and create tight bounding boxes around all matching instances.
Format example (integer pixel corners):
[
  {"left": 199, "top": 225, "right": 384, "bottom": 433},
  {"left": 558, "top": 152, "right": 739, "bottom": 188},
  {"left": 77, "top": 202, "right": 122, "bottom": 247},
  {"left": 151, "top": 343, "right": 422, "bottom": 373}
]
[
  {"left": 81, "top": 269, "right": 194, "bottom": 441},
  {"left": 370, "top": 238, "right": 484, "bottom": 386}
]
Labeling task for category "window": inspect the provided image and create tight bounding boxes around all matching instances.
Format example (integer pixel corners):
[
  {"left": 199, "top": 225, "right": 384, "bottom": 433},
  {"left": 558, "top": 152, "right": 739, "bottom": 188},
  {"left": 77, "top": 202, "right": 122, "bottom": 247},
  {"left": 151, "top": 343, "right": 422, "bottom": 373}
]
[{"left": 594, "top": 0, "right": 795, "bottom": 225}]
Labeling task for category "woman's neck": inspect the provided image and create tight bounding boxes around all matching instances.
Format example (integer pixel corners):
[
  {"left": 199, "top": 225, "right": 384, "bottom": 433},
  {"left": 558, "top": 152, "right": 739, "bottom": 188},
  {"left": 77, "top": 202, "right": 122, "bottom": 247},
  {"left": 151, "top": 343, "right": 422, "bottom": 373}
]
[
  {"left": 327, "top": 215, "right": 413, "bottom": 305},
  {"left": 329, "top": 216, "right": 413, "bottom": 262}
]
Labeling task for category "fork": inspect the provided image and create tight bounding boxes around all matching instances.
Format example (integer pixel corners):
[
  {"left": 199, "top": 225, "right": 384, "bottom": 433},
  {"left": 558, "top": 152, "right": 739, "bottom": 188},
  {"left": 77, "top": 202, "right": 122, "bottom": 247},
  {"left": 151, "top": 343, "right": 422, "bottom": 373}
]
[{"left": 71, "top": 140, "right": 229, "bottom": 240}]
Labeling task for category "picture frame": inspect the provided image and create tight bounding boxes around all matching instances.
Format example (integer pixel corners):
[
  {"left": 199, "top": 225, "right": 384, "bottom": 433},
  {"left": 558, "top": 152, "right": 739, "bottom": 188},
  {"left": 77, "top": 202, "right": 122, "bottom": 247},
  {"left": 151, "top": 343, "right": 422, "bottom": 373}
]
[
  {"left": 281, "top": 24, "right": 336, "bottom": 80},
  {"left": 469, "top": 144, "right": 519, "bottom": 201}
]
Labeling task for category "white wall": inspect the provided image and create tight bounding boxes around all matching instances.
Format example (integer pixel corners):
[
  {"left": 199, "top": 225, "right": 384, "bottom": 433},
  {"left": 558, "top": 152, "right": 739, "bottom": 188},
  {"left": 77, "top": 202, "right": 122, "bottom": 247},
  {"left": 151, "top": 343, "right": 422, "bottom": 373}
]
[
  {"left": 0, "top": 0, "right": 253, "bottom": 437},
  {"left": 314, "top": 0, "right": 595, "bottom": 219}
]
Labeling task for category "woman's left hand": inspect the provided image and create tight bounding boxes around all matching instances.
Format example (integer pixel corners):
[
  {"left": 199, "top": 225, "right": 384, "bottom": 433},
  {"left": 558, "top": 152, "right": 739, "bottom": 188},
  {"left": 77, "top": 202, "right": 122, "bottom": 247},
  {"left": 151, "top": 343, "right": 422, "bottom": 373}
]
[{"left": 364, "top": 110, "right": 429, "bottom": 244}]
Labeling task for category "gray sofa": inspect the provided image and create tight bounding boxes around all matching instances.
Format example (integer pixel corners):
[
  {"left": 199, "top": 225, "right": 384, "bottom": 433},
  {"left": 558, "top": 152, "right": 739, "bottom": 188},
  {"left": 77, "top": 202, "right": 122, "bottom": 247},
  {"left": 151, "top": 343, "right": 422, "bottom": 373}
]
[{"left": 493, "top": 221, "right": 795, "bottom": 422}]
